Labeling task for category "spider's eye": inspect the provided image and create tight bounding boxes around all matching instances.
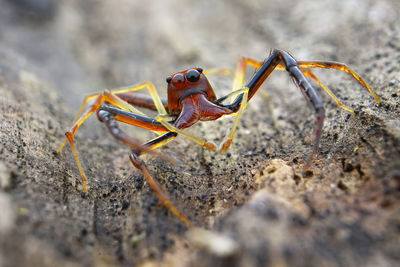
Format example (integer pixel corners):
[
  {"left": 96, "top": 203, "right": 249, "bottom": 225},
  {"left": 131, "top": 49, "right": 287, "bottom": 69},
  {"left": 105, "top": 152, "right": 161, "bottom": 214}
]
[
  {"left": 171, "top": 73, "right": 185, "bottom": 88},
  {"left": 166, "top": 76, "right": 172, "bottom": 83},
  {"left": 186, "top": 69, "right": 201, "bottom": 83}
]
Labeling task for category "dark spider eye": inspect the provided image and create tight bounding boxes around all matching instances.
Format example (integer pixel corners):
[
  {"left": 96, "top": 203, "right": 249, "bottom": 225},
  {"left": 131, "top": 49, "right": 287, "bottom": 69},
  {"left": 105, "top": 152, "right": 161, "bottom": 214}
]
[
  {"left": 186, "top": 69, "right": 201, "bottom": 82},
  {"left": 166, "top": 76, "right": 172, "bottom": 83},
  {"left": 171, "top": 73, "right": 185, "bottom": 88},
  {"left": 196, "top": 67, "right": 203, "bottom": 73}
]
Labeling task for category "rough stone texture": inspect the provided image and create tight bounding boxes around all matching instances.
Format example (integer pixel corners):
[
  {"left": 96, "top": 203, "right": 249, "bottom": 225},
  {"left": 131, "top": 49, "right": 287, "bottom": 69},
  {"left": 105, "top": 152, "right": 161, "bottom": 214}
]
[{"left": 0, "top": 0, "right": 399, "bottom": 266}]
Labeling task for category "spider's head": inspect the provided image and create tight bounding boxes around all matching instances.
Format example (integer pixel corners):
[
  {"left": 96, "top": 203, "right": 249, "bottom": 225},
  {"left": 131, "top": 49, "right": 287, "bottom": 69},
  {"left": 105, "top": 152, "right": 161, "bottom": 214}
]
[
  {"left": 166, "top": 67, "right": 217, "bottom": 114},
  {"left": 166, "top": 67, "right": 203, "bottom": 90}
]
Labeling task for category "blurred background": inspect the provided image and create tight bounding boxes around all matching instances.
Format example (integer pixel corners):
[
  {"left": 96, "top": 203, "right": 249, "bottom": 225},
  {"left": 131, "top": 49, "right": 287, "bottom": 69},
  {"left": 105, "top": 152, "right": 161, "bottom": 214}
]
[{"left": 1, "top": 0, "right": 397, "bottom": 107}]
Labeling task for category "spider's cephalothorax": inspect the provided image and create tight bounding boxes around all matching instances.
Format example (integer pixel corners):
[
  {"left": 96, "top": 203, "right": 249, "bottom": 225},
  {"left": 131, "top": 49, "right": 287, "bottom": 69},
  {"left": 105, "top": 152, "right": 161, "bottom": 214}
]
[
  {"left": 166, "top": 68, "right": 231, "bottom": 129},
  {"left": 57, "top": 49, "right": 380, "bottom": 227}
]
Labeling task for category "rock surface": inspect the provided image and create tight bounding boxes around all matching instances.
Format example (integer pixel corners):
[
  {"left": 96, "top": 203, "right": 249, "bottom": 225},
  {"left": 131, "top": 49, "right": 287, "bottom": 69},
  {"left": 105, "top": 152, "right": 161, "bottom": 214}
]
[{"left": 0, "top": 0, "right": 399, "bottom": 266}]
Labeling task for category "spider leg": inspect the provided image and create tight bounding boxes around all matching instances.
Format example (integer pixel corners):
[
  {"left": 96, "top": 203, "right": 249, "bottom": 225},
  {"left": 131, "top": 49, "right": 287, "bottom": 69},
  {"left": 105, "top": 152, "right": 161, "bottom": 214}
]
[
  {"left": 203, "top": 68, "right": 234, "bottom": 76},
  {"left": 219, "top": 50, "right": 379, "bottom": 167},
  {"left": 299, "top": 68, "right": 354, "bottom": 113},
  {"left": 97, "top": 108, "right": 192, "bottom": 227},
  {"left": 97, "top": 106, "right": 174, "bottom": 161},
  {"left": 220, "top": 49, "right": 325, "bottom": 169},
  {"left": 130, "top": 153, "right": 193, "bottom": 228},
  {"left": 57, "top": 81, "right": 167, "bottom": 153},
  {"left": 219, "top": 87, "right": 249, "bottom": 153},
  {"left": 63, "top": 93, "right": 104, "bottom": 193},
  {"left": 59, "top": 90, "right": 168, "bottom": 193},
  {"left": 215, "top": 57, "right": 265, "bottom": 152},
  {"left": 189, "top": 60, "right": 264, "bottom": 153},
  {"left": 231, "top": 57, "right": 380, "bottom": 104},
  {"left": 116, "top": 91, "right": 168, "bottom": 111},
  {"left": 294, "top": 61, "right": 380, "bottom": 104},
  {"left": 111, "top": 81, "right": 168, "bottom": 114},
  {"left": 227, "top": 56, "right": 377, "bottom": 113},
  {"left": 98, "top": 106, "right": 176, "bottom": 156},
  {"left": 155, "top": 115, "right": 218, "bottom": 151},
  {"left": 231, "top": 57, "right": 263, "bottom": 92}
]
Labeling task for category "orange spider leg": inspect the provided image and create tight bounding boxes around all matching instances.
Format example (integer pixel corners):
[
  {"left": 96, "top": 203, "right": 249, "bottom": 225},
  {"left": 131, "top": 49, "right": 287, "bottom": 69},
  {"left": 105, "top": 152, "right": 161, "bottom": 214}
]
[
  {"left": 61, "top": 90, "right": 167, "bottom": 194},
  {"left": 204, "top": 55, "right": 378, "bottom": 154},
  {"left": 187, "top": 58, "right": 261, "bottom": 153},
  {"left": 219, "top": 87, "right": 249, "bottom": 153},
  {"left": 212, "top": 57, "right": 262, "bottom": 152},
  {"left": 190, "top": 57, "right": 263, "bottom": 153},
  {"left": 230, "top": 57, "right": 262, "bottom": 92},
  {"left": 299, "top": 68, "right": 354, "bottom": 113},
  {"left": 199, "top": 57, "right": 378, "bottom": 113},
  {"left": 63, "top": 94, "right": 103, "bottom": 194},
  {"left": 57, "top": 81, "right": 167, "bottom": 153},
  {"left": 203, "top": 68, "right": 233, "bottom": 76},
  {"left": 59, "top": 84, "right": 193, "bottom": 226},
  {"left": 155, "top": 114, "right": 217, "bottom": 151},
  {"left": 229, "top": 57, "right": 379, "bottom": 112},
  {"left": 292, "top": 61, "right": 380, "bottom": 104},
  {"left": 223, "top": 50, "right": 379, "bottom": 169},
  {"left": 130, "top": 152, "right": 193, "bottom": 228},
  {"left": 56, "top": 92, "right": 104, "bottom": 154}
]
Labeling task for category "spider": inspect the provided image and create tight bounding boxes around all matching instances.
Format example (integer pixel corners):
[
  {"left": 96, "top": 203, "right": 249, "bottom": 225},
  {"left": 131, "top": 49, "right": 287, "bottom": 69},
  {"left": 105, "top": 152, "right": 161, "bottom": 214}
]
[{"left": 56, "top": 49, "right": 380, "bottom": 227}]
